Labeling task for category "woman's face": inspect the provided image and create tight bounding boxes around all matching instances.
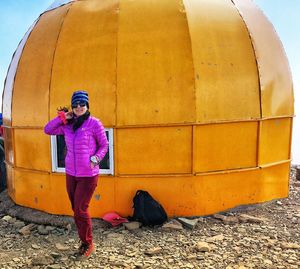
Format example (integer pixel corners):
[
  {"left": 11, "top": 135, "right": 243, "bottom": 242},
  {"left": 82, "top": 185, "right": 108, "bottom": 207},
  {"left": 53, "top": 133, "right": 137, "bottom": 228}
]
[{"left": 72, "top": 103, "right": 88, "bottom": 116}]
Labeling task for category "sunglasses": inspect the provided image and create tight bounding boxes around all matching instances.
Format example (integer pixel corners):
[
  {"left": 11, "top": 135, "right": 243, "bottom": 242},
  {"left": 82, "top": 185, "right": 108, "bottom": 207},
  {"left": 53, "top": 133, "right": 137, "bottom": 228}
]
[{"left": 72, "top": 102, "right": 87, "bottom": 109}]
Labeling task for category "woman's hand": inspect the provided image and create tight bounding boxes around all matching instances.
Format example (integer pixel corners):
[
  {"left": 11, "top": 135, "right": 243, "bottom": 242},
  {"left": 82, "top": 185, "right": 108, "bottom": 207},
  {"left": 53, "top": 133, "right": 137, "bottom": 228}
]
[
  {"left": 90, "top": 162, "right": 97, "bottom": 169},
  {"left": 65, "top": 111, "right": 73, "bottom": 119},
  {"left": 90, "top": 155, "right": 100, "bottom": 168}
]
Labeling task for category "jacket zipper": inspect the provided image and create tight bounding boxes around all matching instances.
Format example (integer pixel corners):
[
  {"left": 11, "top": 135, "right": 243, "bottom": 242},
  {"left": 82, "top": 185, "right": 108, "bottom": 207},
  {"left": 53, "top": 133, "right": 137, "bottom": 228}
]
[{"left": 73, "top": 131, "right": 77, "bottom": 176}]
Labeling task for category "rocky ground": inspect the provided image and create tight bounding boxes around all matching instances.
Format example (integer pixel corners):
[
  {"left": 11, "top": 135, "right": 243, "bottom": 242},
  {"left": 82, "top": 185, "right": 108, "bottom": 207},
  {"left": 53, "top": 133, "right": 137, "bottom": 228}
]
[{"left": 0, "top": 167, "right": 299, "bottom": 269}]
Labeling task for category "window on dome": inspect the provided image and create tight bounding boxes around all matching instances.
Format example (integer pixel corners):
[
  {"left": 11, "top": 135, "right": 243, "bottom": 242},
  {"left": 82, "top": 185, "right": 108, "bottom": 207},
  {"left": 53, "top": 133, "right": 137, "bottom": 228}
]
[{"left": 50, "top": 128, "right": 114, "bottom": 175}]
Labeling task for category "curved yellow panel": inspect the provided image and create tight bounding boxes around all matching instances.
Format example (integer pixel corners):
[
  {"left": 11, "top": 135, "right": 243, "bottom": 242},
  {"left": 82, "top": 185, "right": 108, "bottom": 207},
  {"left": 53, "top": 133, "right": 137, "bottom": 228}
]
[
  {"left": 232, "top": 0, "right": 294, "bottom": 117},
  {"left": 89, "top": 177, "right": 116, "bottom": 217},
  {"left": 259, "top": 118, "right": 291, "bottom": 165},
  {"left": 50, "top": 0, "right": 118, "bottom": 126},
  {"left": 114, "top": 163, "right": 289, "bottom": 216},
  {"left": 3, "top": 127, "right": 14, "bottom": 165},
  {"left": 14, "top": 170, "right": 52, "bottom": 213},
  {"left": 5, "top": 164, "right": 15, "bottom": 201},
  {"left": 194, "top": 121, "right": 258, "bottom": 172},
  {"left": 14, "top": 172, "right": 116, "bottom": 217},
  {"left": 183, "top": 0, "right": 260, "bottom": 122},
  {"left": 117, "top": 0, "right": 195, "bottom": 126},
  {"left": 260, "top": 162, "right": 289, "bottom": 198},
  {"left": 8, "top": 163, "right": 290, "bottom": 217},
  {"left": 117, "top": 126, "right": 192, "bottom": 175},
  {"left": 14, "top": 129, "right": 51, "bottom": 172},
  {"left": 49, "top": 175, "right": 116, "bottom": 216},
  {"left": 12, "top": 6, "right": 70, "bottom": 127},
  {"left": 49, "top": 174, "right": 72, "bottom": 215}
]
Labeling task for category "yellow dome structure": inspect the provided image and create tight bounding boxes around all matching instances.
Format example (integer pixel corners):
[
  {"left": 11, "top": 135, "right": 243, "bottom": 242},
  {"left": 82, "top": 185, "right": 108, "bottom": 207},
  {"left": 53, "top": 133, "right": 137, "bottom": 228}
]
[{"left": 2, "top": 0, "right": 294, "bottom": 217}]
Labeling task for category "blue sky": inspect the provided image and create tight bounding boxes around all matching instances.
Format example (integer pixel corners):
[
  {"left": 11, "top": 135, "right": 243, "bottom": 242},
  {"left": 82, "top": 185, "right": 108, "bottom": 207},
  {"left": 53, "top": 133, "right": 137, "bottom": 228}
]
[
  {"left": 0, "top": 0, "right": 299, "bottom": 163},
  {"left": 0, "top": 0, "right": 53, "bottom": 87}
]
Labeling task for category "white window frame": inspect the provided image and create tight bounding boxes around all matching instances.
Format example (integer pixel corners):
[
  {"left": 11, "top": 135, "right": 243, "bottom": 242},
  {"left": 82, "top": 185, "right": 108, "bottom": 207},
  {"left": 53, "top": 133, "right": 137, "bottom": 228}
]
[{"left": 51, "top": 128, "right": 114, "bottom": 175}]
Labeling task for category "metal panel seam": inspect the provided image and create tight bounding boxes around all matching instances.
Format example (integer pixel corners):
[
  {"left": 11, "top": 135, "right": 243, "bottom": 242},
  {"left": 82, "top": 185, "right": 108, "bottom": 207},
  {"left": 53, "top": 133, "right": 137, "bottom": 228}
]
[
  {"left": 45, "top": 171, "right": 113, "bottom": 177},
  {"left": 245, "top": 1, "right": 294, "bottom": 98},
  {"left": 118, "top": 173, "right": 194, "bottom": 178},
  {"left": 115, "top": 3, "right": 120, "bottom": 128},
  {"left": 47, "top": 4, "right": 73, "bottom": 173},
  {"left": 230, "top": 0, "right": 262, "bottom": 119},
  {"left": 48, "top": 3, "right": 73, "bottom": 123},
  {"left": 182, "top": 0, "right": 197, "bottom": 123},
  {"left": 196, "top": 166, "right": 259, "bottom": 176},
  {"left": 44, "top": 0, "right": 75, "bottom": 13},
  {"left": 181, "top": 0, "right": 196, "bottom": 175},
  {"left": 259, "top": 159, "right": 291, "bottom": 169},
  {"left": 192, "top": 125, "right": 196, "bottom": 174},
  {"left": 257, "top": 120, "right": 262, "bottom": 166},
  {"left": 108, "top": 116, "right": 293, "bottom": 129},
  {"left": 114, "top": 173, "right": 116, "bottom": 211},
  {"left": 288, "top": 118, "right": 293, "bottom": 160},
  {"left": 13, "top": 166, "right": 51, "bottom": 175},
  {"left": 12, "top": 128, "right": 16, "bottom": 168}
]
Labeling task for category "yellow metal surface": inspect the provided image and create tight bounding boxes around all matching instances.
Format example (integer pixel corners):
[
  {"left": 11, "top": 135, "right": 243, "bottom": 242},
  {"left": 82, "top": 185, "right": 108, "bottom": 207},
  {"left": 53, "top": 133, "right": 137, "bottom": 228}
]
[
  {"left": 50, "top": 0, "right": 118, "bottom": 126},
  {"left": 194, "top": 121, "right": 258, "bottom": 172},
  {"left": 9, "top": 162, "right": 289, "bottom": 217},
  {"left": 183, "top": 0, "right": 260, "bottom": 122},
  {"left": 114, "top": 162, "right": 289, "bottom": 217},
  {"left": 260, "top": 162, "right": 289, "bottom": 198},
  {"left": 259, "top": 118, "right": 291, "bottom": 165},
  {"left": 49, "top": 174, "right": 116, "bottom": 216},
  {"left": 14, "top": 129, "right": 51, "bottom": 172},
  {"left": 49, "top": 174, "right": 72, "bottom": 215},
  {"left": 3, "top": 127, "right": 14, "bottom": 165},
  {"left": 116, "top": 126, "right": 192, "bottom": 175},
  {"left": 232, "top": 0, "right": 294, "bottom": 117},
  {"left": 12, "top": 170, "right": 115, "bottom": 217},
  {"left": 89, "top": 177, "right": 116, "bottom": 217},
  {"left": 117, "top": 0, "right": 195, "bottom": 126},
  {"left": 51, "top": 174, "right": 115, "bottom": 217},
  {"left": 14, "top": 169, "right": 52, "bottom": 213},
  {"left": 4, "top": 0, "right": 294, "bottom": 217},
  {"left": 12, "top": 6, "right": 69, "bottom": 127},
  {"left": 5, "top": 164, "right": 15, "bottom": 201}
]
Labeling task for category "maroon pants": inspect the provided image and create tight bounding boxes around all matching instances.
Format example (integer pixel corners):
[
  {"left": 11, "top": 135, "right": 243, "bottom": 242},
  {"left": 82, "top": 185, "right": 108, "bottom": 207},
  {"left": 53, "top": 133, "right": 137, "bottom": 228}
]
[{"left": 66, "top": 174, "right": 98, "bottom": 245}]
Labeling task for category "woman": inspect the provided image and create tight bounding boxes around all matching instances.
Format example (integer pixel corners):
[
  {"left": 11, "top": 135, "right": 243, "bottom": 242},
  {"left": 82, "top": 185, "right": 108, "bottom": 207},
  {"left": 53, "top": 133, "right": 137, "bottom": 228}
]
[{"left": 44, "top": 90, "right": 108, "bottom": 260}]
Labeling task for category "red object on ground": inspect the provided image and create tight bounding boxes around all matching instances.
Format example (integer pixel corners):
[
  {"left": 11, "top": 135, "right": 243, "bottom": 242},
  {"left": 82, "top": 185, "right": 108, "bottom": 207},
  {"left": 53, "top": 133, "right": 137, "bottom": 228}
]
[{"left": 102, "top": 212, "right": 129, "bottom": 227}]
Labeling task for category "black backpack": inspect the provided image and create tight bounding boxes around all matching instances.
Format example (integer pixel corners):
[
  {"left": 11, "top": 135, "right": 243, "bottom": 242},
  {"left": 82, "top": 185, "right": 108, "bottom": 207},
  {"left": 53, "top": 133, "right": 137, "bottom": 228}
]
[{"left": 132, "top": 190, "right": 168, "bottom": 226}]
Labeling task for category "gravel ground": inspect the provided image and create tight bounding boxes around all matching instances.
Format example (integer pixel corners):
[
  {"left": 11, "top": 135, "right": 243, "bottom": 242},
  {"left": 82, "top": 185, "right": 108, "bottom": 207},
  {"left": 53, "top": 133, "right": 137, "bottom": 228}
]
[{"left": 0, "top": 166, "right": 299, "bottom": 269}]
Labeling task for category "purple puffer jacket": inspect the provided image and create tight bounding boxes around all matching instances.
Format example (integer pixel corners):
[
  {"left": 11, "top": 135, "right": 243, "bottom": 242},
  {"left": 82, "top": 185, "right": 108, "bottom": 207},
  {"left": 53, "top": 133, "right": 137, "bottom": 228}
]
[{"left": 44, "top": 116, "right": 109, "bottom": 177}]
